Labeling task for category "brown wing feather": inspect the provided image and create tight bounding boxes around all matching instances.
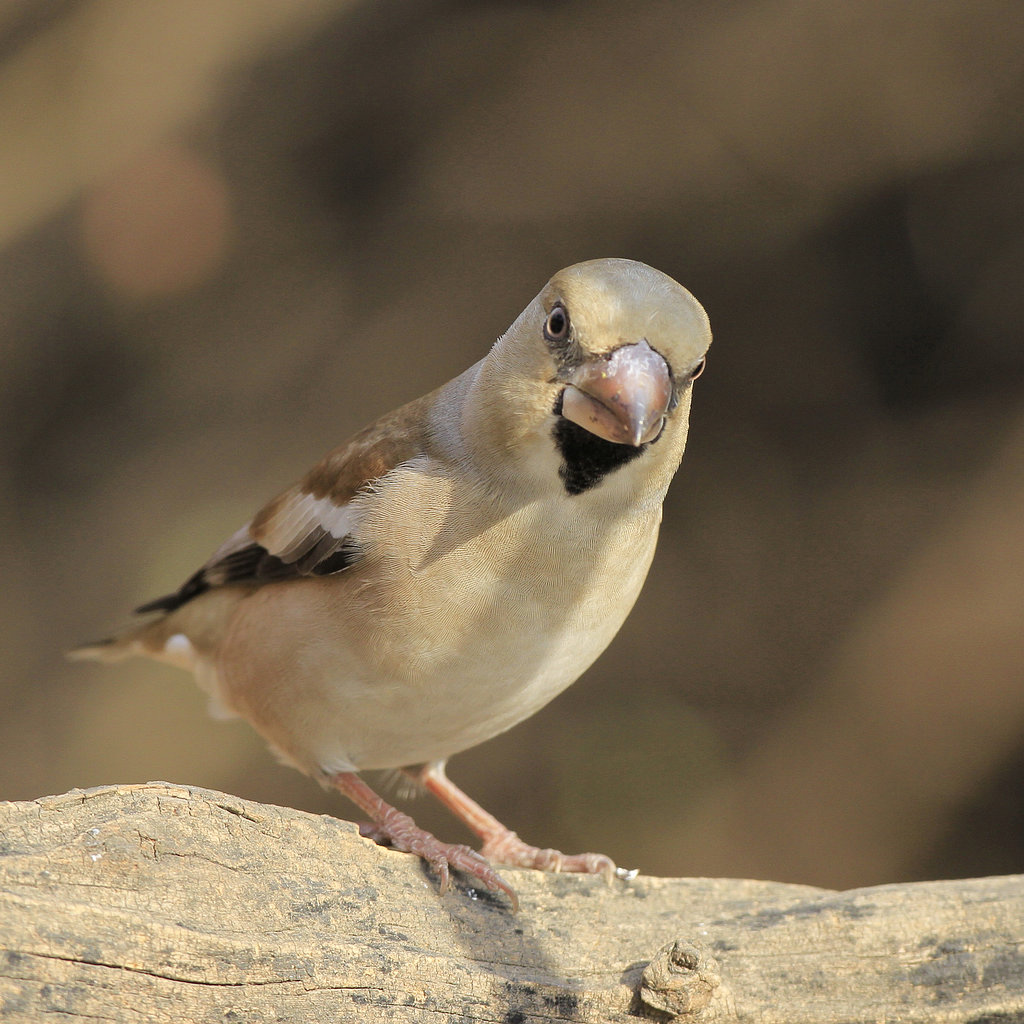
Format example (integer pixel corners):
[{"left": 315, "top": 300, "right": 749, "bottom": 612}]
[
  {"left": 300, "top": 395, "right": 432, "bottom": 503},
  {"left": 137, "top": 391, "right": 437, "bottom": 615}
]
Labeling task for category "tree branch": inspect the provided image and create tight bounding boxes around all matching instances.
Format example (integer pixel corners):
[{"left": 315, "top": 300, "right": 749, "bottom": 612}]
[{"left": 1, "top": 783, "right": 1021, "bottom": 1022}]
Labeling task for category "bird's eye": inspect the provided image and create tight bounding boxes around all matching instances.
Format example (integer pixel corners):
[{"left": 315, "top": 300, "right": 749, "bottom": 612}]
[
  {"left": 689, "top": 357, "right": 706, "bottom": 381},
  {"left": 544, "top": 304, "right": 570, "bottom": 344}
]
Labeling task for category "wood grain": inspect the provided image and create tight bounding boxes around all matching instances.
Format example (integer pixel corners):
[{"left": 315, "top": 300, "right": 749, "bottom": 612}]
[{"left": 1, "top": 783, "right": 1021, "bottom": 1022}]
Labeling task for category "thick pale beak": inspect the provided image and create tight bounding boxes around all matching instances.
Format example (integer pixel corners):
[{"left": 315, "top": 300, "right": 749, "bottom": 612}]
[{"left": 560, "top": 339, "right": 672, "bottom": 446}]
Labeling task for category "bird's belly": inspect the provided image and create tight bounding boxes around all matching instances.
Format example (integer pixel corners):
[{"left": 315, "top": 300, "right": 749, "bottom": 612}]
[
  {"left": 216, "top": 514, "right": 657, "bottom": 774},
  {"left": 344, "top": 587, "right": 626, "bottom": 769}
]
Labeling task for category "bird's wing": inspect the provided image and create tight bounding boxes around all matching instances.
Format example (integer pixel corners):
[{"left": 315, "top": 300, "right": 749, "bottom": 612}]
[{"left": 135, "top": 394, "right": 433, "bottom": 615}]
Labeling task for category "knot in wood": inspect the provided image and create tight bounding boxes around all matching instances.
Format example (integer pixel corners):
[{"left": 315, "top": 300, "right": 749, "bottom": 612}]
[{"left": 639, "top": 939, "right": 720, "bottom": 1018}]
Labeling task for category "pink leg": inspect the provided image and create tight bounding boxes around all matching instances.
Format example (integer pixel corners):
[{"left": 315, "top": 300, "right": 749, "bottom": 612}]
[
  {"left": 326, "top": 771, "right": 519, "bottom": 911},
  {"left": 419, "top": 762, "right": 618, "bottom": 880}
]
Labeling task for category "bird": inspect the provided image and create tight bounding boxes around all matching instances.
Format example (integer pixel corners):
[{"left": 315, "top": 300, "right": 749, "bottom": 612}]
[{"left": 71, "top": 258, "right": 712, "bottom": 910}]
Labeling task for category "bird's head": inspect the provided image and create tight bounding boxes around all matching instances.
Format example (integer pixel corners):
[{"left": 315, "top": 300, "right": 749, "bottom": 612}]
[{"left": 462, "top": 258, "right": 712, "bottom": 497}]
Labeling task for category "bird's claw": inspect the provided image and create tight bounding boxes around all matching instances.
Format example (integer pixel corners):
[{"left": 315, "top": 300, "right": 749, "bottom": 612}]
[
  {"left": 364, "top": 815, "right": 518, "bottom": 910},
  {"left": 480, "top": 830, "right": 622, "bottom": 883}
]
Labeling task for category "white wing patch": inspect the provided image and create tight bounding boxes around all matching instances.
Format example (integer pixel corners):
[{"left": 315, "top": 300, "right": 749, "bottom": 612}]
[
  {"left": 256, "top": 492, "right": 360, "bottom": 562},
  {"left": 134, "top": 487, "right": 365, "bottom": 616}
]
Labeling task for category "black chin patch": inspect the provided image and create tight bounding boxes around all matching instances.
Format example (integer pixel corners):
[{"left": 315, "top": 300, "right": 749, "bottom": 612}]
[{"left": 552, "top": 393, "right": 648, "bottom": 495}]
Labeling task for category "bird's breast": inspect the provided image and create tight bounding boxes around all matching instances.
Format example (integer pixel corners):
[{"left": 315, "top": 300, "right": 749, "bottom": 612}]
[
  {"left": 217, "top": 458, "right": 661, "bottom": 771},
  {"left": 342, "top": 464, "right": 657, "bottom": 745}
]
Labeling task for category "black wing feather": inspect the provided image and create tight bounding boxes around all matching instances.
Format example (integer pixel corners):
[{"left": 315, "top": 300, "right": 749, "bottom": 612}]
[{"left": 134, "top": 535, "right": 359, "bottom": 615}]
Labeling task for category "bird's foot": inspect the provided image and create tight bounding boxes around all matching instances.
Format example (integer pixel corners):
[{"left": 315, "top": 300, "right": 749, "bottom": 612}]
[
  {"left": 417, "top": 762, "right": 632, "bottom": 882},
  {"left": 480, "top": 828, "right": 618, "bottom": 881},
  {"left": 375, "top": 809, "right": 519, "bottom": 911},
  {"left": 330, "top": 771, "right": 519, "bottom": 910}
]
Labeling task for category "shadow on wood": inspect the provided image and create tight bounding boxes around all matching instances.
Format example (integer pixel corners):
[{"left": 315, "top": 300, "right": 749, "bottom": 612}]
[{"left": 1, "top": 782, "right": 1022, "bottom": 1022}]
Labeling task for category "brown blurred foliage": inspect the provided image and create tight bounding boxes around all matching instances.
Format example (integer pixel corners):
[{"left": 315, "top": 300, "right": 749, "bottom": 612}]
[{"left": 2, "top": 0, "right": 1024, "bottom": 890}]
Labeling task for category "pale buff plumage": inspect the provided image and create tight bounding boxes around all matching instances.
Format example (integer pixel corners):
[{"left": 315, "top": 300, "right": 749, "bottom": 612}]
[{"left": 73, "top": 258, "right": 712, "bottom": 909}]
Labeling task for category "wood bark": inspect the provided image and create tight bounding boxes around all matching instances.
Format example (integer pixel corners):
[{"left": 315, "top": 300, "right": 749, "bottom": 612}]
[{"left": 1, "top": 782, "right": 1021, "bottom": 1022}]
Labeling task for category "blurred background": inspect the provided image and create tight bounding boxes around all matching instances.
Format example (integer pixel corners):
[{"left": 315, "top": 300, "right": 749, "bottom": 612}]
[{"left": 3, "top": 0, "right": 1024, "bottom": 891}]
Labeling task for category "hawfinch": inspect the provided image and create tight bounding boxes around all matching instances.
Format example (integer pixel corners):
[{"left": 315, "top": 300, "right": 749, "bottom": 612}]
[{"left": 73, "top": 258, "right": 712, "bottom": 909}]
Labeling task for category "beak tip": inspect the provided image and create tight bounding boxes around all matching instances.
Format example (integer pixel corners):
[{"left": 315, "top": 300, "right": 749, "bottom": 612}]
[
  {"left": 630, "top": 414, "right": 665, "bottom": 447},
  {"left": 562, "top": 341, "right": 672, "bottom": 447}
]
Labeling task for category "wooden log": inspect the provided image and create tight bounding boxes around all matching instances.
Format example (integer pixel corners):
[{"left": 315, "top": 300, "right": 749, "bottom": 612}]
[{"left": 1, "top": 782, "right": 1021, "bottom": 1022}]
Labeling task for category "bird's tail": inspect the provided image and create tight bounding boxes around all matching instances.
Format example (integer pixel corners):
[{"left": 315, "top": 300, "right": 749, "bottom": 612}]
[
  {"left": 67, "top": 586, "right": 244, "bottom": 673},
  {"left": 67, "top": 632, "right": 147, "bottom": 664}
]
